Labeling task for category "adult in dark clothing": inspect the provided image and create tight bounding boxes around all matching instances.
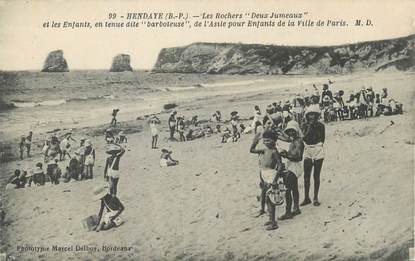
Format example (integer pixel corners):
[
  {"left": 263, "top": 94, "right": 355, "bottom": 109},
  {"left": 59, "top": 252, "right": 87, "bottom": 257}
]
[
  {"left": 301, "top": 105, "right": 325, "bottom": 207},
  {"left": 168, "top": 111, "right": 177, "bottom": 140},
  {"left": 321, "top": 84, "right": 333, "bottom": 102}
]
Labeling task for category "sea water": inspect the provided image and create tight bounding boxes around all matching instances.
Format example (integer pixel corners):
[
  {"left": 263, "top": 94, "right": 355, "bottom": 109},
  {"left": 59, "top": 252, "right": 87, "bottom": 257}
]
[{"left": 0, "top": 70, "right": 356, "bottom": 139}]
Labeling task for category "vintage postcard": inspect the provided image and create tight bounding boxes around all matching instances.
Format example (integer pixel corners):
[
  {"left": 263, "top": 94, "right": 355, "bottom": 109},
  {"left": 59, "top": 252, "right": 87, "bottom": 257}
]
[{"left": 0, "top": 0, "right": 414, "bottom": 260}]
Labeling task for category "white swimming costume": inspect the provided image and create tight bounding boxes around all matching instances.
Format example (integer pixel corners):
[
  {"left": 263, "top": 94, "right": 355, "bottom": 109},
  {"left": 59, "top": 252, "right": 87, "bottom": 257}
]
[
  {"left": 303, "top": 143, "right": 324, "bottom": 160},
  {"left": 260, "top": 169, "right": 277, "bottom": 184}
]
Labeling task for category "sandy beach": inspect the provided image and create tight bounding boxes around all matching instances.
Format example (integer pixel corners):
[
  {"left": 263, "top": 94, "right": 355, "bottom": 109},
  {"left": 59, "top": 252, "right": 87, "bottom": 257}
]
[{"left": 0, "top": 70, "right": 414, "bottom": 260}]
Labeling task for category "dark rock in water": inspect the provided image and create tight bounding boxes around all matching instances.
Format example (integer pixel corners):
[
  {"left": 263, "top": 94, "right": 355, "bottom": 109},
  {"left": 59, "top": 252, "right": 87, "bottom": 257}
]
[
  {"left": 152, "top": 34, "right": 415, "bottom": 74},
  {"left": 110, "top": 54, "right": 133, "bottom": 72},
  {"left": 41, "top": 50, "right": 69, "bottom": 72}
]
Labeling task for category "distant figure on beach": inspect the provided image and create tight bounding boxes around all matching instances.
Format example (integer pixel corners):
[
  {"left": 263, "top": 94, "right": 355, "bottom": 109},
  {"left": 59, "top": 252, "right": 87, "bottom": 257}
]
[
  {"left": 148, "top": 116, "right": 161, "bottom": 149},
  {"left": 110, "top": 108, "right": 120, "bottom": 126},
  {"left": 177, "top": 116, "right": 186, "bottom": 142},
  {"left": 84, "top": 140, "right": 95, "bottom": 180},
  {"left": 211, "top": 111, "right": 221, "bottom": 122},
  {"left": 18, "top": 136, "right": 26, "bottom": 160},
  {"left": 75, "top": 138, "right": 86, "bottom": 178},
  {"left": 366, "top": 87, "right": 375, "bottom": 117},
  {"left": 168, "top": 111, "right": 177, "bottom": 140},
  {"left": 25, "top": 131, "right": 33, "bottom": 158},
  {"left": 230, "top": 115, "right": 240, "bottom": 142},
  {"left": 221, "top": 127, "right": 232, "bottom": 143},
  {"left": 333, "top": 91, "right": 345, "bottom": 121},
  {"left": 92, "top": 185, "right": 125, "bottom": 232},
  {"left": 45, "top": 135, "right": 61, "bottom": 164},
  {"left": 104, "top": 144, "right": 125, "bottom": 196},
  {"left": 160, "top": 149, "right": 179, "bottom": 167},
  {"left": 60, "top": 132, "right": 75, "bottom": 161},
  {"left": 49, "top": 158, "right": 62, "bottom": 184},
  {"left": 277, "top": 120, "right": 304, "bottom": 220},
  {"left": 252, "top": 106, "right": 262, "bottom": 134},
  {"left": 291, "top": 95, "right": 305, "bottom": 124},
  {"left": 250, "top": 130, "right": 283, "bottom": 231},
  {"left": 301, "top": 106, "right": 325, "bottom": 207}
]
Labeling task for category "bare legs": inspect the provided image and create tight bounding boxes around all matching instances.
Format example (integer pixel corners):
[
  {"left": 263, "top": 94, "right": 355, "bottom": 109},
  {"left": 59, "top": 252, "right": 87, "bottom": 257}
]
[
  {"left": 151, "top": 135, "right": 158, "bottom": 149},
  {"left": 302, "top": 158, "right": 324, "bottom": 206}
]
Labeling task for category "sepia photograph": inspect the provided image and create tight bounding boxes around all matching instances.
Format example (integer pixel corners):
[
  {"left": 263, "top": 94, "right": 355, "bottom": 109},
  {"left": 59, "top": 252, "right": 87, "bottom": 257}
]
[{"left": 0, "top": 0, "right": 414, "bottom": 260}]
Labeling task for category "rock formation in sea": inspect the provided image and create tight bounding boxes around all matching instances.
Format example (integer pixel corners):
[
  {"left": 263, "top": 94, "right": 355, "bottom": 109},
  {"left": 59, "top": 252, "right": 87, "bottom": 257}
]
[
  {"left": 152, "top": 34, "right": 415, "bottom": 74},
  {"left": 110, "top": 54, "right": 133, "bottom": 72},
  {"left": 41, "top": 50, "right": 69, "bottom": 72}
]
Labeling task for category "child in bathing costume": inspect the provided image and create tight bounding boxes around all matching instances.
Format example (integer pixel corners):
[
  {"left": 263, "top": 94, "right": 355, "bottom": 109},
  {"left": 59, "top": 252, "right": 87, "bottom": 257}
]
[{"left": 250, "top": 129, "right": 283, "bottom": 231}]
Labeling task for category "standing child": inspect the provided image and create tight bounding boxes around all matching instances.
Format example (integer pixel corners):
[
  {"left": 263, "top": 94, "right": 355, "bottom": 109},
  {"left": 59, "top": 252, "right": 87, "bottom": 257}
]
[
  {"left": 18, "top": 136, "right": 26, "bottom": 160},
  {"left": 177, "top": 116, "right": 186, "bottom": 142},
  {"left": 84, "top": 140, "right": 95, "bottom": 179},
  {"left": 110, "top": 108, "right": 120, "bottom": 126},
  {"left": 75, "top": 138, "right": 86, "bottom": 179},
  {"left": 148, "top": 116, "right": 161, "bottom": 149},
  {"left": 250, "top": 130, "right": 283, "bottom": 230},
  {"left": 301, "top": 106, "right": 325, "bottom": 206},
  {"left": 168, "top": 111, "right": 177, "bottom": 140},
  {"left": 60, "top": 133, "right": 75, "bottom": 161},
  {"left": 230, "top": 115, "right": 240, "bottom": 141},
  {"left": 25, "top": 131, "right": 33, "bottom": 158},
  {"left": 277, "top": 120, "right": 304, "bottom": 219},
  {"left": 104, "top": 144, "right": 125, "bottom": 196}
]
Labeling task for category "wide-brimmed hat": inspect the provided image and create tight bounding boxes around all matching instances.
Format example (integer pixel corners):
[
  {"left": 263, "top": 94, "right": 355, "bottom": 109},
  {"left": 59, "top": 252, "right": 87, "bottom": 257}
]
[
  {"left": 161, "top": 148, "right": 172, "bottom": 154},
  {"left": 230, "top": 111, "right": 238, "bottom": 116},
  {"left": 105, "top": 144, "right": 121, "bottom": 154},
  {"left": 85, "top": 140, "right": 92, "bottom": 147},
  {"left": 92, "top": 185, "right": 109, "bottom": 201},
  {"left": 304, "top": 105, "right": 321, "bottom": 119},
  {"left": 284, "top": 120, "right": 303, "bottom": 137},
  {"left": 25, "top": 169, "right": 35, "bottom": 177},
  {"left": 33, "top": 166, "right": 43, "bottom": 175}
]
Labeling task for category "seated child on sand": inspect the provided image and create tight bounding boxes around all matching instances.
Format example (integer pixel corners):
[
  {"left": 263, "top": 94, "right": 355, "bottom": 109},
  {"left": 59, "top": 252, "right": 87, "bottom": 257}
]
[
  {"left": 160, "top": 149, "right": 179, "bottom": 167},
  {"left": 250, "top": 130, "right": 284, "bottom": 231},
  {"left": 31, "top": 163, "right": 46, "bottom": 186},
  {"left": 92, "top": 185, "right": 125, "bottom": 232},
  {"left": 6, "top": 170, "right": 24, "bottom": 189}
]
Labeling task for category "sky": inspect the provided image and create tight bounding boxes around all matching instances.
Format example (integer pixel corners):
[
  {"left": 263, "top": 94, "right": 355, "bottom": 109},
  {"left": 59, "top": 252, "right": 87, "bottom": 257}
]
[{"left": 0, "top": 0, "right": 414, "bottom": 70}]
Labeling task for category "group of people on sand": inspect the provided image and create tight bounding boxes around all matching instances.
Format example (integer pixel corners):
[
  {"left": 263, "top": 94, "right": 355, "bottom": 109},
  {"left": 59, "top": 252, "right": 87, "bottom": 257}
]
[
  {"left": 6, "top": 82, "right": 404, "bottom": 232},
  {"left": 250, "top": 104, "right": 325, "bottom": 230},
  {"left": 8, "top": 131, "right": 98, "bottom": 189}
]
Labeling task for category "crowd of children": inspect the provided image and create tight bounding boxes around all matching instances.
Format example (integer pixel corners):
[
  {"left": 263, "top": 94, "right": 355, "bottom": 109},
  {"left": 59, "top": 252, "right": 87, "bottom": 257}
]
[{"left": 5, "top": 81, "right": 405, "bottom": 233}]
